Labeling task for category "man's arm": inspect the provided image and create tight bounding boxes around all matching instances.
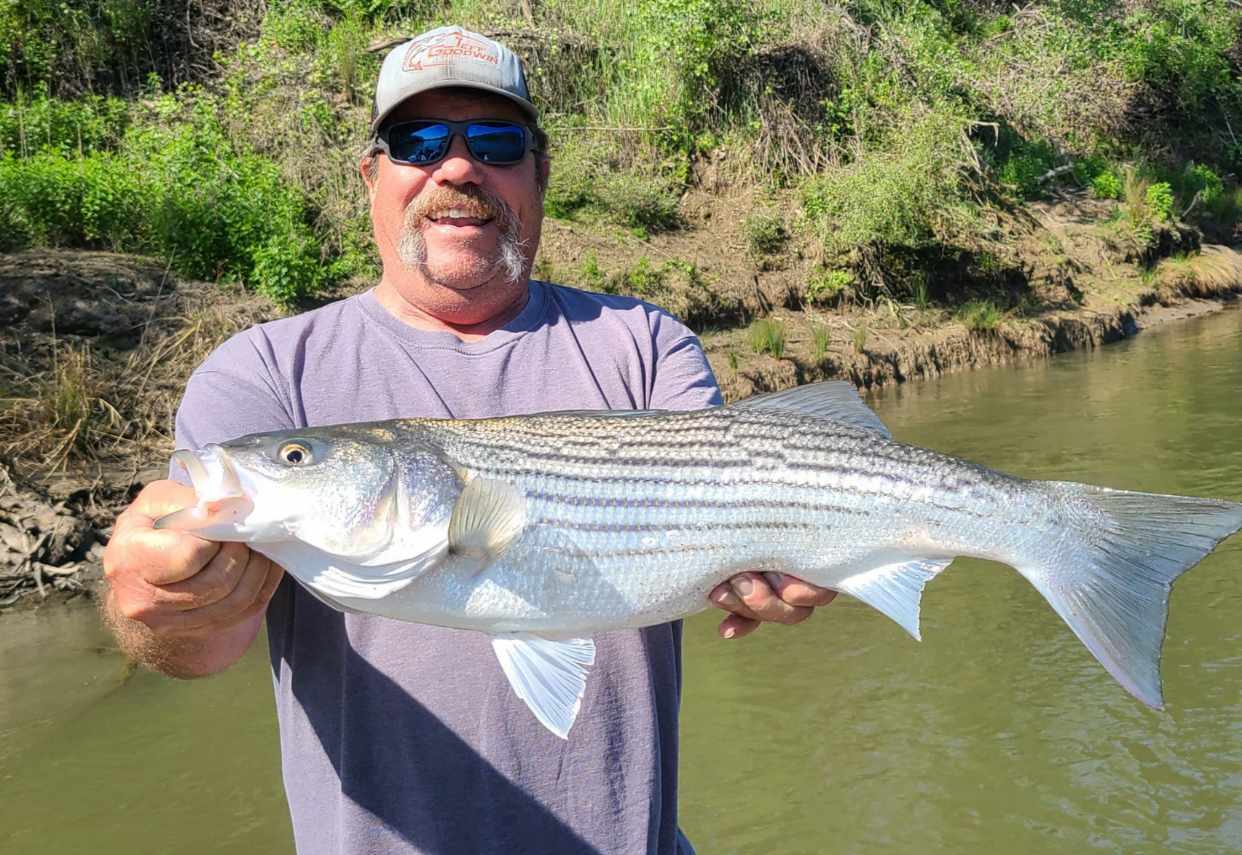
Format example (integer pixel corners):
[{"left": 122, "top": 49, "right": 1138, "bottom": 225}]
[
  {"left": 647, "top": 323, "right": 838, "bottom": 638},
  {"left": 102, "top": 341, "right": 294, "bottom": 677}
]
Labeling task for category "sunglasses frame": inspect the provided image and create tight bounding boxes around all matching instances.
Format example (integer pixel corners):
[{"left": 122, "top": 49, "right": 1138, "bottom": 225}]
[{"left": 372, "top": 118, "right": 540, "bottom": 168}]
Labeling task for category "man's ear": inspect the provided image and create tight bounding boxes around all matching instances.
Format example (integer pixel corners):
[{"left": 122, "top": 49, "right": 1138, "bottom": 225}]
[
  {"left": 536, "top": 155, "right": 551, "bottom": 196},
  {"left": 360, "top": 153, "right": 379, "bottom": 201}
]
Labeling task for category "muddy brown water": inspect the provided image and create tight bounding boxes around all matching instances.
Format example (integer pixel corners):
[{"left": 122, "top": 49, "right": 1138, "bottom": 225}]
[{"left": 2, "top": 307, "right": 1240, "bottom": 854}]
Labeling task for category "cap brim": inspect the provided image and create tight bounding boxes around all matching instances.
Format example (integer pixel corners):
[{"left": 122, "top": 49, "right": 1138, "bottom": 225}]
[{"left": 370, "top": 81, "right": 539, "bottom": 135}]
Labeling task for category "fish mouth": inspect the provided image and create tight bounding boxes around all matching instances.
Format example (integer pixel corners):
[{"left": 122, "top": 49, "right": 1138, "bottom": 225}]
[{"left": 154, "top": 446, "right": 254, "bottom": 535}]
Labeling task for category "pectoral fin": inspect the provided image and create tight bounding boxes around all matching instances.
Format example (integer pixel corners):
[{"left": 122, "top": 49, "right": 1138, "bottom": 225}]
[
  {"left": 449, "top": 477, "right": 527, "bottom": 565},
  {"left": 491, "top": 634, "right": 596, "bottom": 739},
  {"left": 837, "top": 557, "right": 953, "bottom": 640}
]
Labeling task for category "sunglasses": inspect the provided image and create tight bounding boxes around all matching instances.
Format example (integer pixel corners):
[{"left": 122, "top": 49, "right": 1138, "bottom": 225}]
[{"left": 374, "top": 119, "right": 539, "bottom": 167}]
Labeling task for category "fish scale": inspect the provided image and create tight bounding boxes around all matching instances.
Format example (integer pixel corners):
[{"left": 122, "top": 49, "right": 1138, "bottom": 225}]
[{"left": 157, "top": 381, "right": 1242, "bottom": 738}]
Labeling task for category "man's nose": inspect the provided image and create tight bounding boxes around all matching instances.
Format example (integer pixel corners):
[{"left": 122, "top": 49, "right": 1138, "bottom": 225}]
[{"left": 430, "top": 134, "right": 483, "bottom": 185}]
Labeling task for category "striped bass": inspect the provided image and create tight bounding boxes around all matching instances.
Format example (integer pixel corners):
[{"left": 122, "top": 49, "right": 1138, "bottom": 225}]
[{"left": 156, "top": 381, "right": 1242, "bottom": 738}]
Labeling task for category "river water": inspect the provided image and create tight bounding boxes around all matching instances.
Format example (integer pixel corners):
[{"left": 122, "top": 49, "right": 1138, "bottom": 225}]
[{"left": 3, "top": 307, "right": 1240, "bottom": 854}]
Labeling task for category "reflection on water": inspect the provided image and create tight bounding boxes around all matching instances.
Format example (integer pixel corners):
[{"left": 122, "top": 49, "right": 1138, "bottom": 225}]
[{"left": 2, "top": 307, "right": 1240, "bottom": 854}]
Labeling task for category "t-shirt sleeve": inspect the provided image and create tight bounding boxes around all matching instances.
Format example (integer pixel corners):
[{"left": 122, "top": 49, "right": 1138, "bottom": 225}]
[
  {"left": 172, "top": 332, "right": 295, "bottom": 473},
  {"left": 647, "top": 311, "right": 723, "bottom": 411}
]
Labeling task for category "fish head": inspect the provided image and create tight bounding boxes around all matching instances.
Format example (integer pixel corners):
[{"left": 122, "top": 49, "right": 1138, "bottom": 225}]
[{"left": 157, "top": 426, "right": 458, "bottom": 562}]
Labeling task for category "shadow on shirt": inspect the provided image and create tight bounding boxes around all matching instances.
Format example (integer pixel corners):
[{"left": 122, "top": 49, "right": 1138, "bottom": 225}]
[{"left": 266, "top": 579, "right": 604, "bottom": 855}]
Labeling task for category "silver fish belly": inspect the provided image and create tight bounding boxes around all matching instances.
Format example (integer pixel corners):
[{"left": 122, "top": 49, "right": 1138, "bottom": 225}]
[{"left": 157, "top": 382, "right": 1242, "bottom": 739}]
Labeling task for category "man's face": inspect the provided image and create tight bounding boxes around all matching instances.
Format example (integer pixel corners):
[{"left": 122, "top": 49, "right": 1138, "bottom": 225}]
[{"left": 363, "top": 89, "right": 547, "bottom": 304}]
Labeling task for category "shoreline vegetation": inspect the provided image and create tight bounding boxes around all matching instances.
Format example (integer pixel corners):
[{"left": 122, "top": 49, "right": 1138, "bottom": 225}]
[{"left": 4, "top": 0, "right": 1242, "bottom": 608}]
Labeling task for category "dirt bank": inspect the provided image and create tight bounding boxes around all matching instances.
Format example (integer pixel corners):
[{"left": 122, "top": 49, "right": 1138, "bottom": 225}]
[
  {"left": 707, "top": 244, "right": 1242, "bottom": 400},
  {"left": 1, "top": 238, "right": 1240, "bottom": 612},
  {"left": 0, "top": 249, "right": 277, "bottom": 610}
]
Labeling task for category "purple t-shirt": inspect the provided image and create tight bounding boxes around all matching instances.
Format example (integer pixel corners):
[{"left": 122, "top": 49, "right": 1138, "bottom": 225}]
[{"left": 173, "top": 281, "right": 721, "bottom": 855}]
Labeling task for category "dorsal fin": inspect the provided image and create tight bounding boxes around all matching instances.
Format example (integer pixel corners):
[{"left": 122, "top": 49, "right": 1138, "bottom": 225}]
[{"left": 731, "top": 381, "right": 891, "bottom": 437}]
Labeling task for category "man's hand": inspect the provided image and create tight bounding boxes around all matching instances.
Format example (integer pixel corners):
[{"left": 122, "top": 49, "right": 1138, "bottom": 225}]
[
  {"left": 102, "top": 479, "right": 283, "bottom": 677},
  {"left": 709, "top": 572, "right": 837, "bottom": 639}
]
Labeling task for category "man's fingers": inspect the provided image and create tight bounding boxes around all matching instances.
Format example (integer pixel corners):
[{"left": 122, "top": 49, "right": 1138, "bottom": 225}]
[
  {"left": 718, "top": 613, "right": 761, "bottom": 640},
  {"left": 155, "top": 542, "right": 253, "bottom": 610},
  {"left": 765, "top": 572, "right": 838, "bottom": 608},
  {"left": 729, "top": 572, "right": 812, "bottom": 625},
  {"left": 709, "top": 583, "right": 760, "bottom": 621},
  {"left": 148, "top": 552, "right": 279, "bottom": 635},
  {"left": 106, "top": 525, "right": 220, "bottom": 587}
]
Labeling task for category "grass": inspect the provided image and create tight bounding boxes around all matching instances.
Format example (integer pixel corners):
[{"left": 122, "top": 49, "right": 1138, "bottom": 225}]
[
  {"left": 956, "top": 300, "right": 1004, "bottom": 333},
  {"left": 748, "top": 318, "right": 786, "bottom": 358},
  {"left": 851, "top": 323, "right": 868, "bottom": 353},
  {"left": 0, "top": 286, "right": 271, "bottom": 475},
  {"left": 810, "top": 323, "right": 831, "bottom": 362}
]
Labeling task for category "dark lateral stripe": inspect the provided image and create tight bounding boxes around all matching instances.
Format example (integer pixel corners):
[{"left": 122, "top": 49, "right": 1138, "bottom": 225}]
[
  {"left": 524, "top": 489, "right": 866, "bottom": 514},
  {"left": 445, "top": 432, "right": 984, "bottom": 485},
  {"left": 538, "top": 543, "right": 740, "bottom": 560},
  {"left": 476, "top": 457, "right": 945, "bottom": 496},
  {"left": 514, "top": 479, "right": 993, "bottom": 520},
  {"left": 530, "top": 518, "right": 826, "bottom": 534}
]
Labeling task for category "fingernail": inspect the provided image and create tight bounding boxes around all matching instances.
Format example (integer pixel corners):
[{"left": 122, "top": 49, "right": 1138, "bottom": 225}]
[
  {"left": 733, "top": 577, "right": 753, "bottom": 597},
  {"left": 723, "top": 626, "right": 736, "bottom": 639},
  {"left": 711, "top": 588, "right": 733, "bottom": 606}
]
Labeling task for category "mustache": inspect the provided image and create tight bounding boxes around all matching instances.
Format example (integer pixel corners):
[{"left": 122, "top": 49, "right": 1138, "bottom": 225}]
[{"left": 406, "top": 185, "right": 509, "bottom": 229}]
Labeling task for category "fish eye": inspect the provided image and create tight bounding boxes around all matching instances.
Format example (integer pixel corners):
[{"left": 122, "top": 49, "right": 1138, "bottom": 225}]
[{"left": 278, "top": 442, "right": 313, "bottom": 466}]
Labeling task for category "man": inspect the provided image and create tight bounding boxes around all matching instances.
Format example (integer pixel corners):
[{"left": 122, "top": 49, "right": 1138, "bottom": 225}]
[{"left": 102, "top": 25, "right": 834, "bottom": 854}]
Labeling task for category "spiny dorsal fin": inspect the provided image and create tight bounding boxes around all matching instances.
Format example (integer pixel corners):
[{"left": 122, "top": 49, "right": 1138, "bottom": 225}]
[
  {"left": 731, "top": 381, "right": 891, "bottom": 437},
  {"left": 449, "top": 477, "right": 527, "bottom": 563}
]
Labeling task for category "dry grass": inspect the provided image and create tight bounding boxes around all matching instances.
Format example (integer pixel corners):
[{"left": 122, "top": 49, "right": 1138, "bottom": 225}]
[
  {"left": 0, "top": 288, "right": 267, "bottom": 477},
  {"left": 1155, "top": 246, "right": 1242, "bottom": 298}
]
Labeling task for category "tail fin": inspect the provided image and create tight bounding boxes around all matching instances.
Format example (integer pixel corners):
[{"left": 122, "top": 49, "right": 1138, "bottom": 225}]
[{"left": 1025, "top": 483, "right": 1242, "bottom": 709}]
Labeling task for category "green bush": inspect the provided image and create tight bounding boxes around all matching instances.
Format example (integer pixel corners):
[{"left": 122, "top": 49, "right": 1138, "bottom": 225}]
[
  {"left": 745, "top": 211, "right": 788, "bottom": 261},
  {"left": 618, "top": 0, "right": 765, "bottom": 138},
  {"left": 0, "top": 98, "right": 325, "bottom": 304},
  {"left": 0, "top": 92, "right": 130, "bottom": 157},
  {"left": 598, "top": 171, "right": 682, "bottom": 234},
  {"left": 1090, "top": 170, "right": 1123, "bottom": 200},
  {"left": 1118, "top": 0, "right": 1238, "bottom": 113},
  {"left": 1182, "top": 162, "right": 1224, "bottom": 206},
  {"left": 802, "top": 108, "right": 976, "bottom": 257},
  {"left": 1146, "top": 181, "right": 1175, "bottom": 222},
  {"left": 0, "top": 0, "right": 162, "bottom": 97},
  {"left": 615, "top": 256, "right": 665, "bottom": 298},
  {"left": 997, "top": 139, "right": 1057, "bottom": 198},
  {"left": 543, "top": 131, "right": 681, "bottom": 233},
  {"left": 806, "top": 268, "right": 854, "bottom": 305}
]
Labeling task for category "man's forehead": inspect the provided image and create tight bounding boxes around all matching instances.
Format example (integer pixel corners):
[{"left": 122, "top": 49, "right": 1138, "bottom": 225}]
[{"left": 386, "top": 88, "right": 527, "bottom": 123}]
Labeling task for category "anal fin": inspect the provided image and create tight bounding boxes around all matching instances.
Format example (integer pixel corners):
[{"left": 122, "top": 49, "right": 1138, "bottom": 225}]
[
  {"left": 491, "top": 634, "right": 596, "bottom": 739},
  {"left": 837, "top": 557, "right": 952, "bottom": 640}
]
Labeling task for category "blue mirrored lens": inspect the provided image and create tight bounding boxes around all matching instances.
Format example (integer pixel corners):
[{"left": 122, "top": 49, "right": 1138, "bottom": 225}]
[
  {"left": 389, "top": 123, "right": 451, "bottom": 163},
  {"left": 465, "top": 123, "right": 527, "bottom": 164}
]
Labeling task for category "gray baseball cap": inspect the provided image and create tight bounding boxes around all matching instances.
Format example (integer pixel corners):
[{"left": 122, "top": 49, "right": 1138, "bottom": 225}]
[{"left": 371, "top": 26, "right": 537, "bottom": 134}]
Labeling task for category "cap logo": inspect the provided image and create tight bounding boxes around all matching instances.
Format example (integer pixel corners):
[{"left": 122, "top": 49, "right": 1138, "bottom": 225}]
[{"left": 402, "top": 29, "right": 499, "bottom": 72}]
